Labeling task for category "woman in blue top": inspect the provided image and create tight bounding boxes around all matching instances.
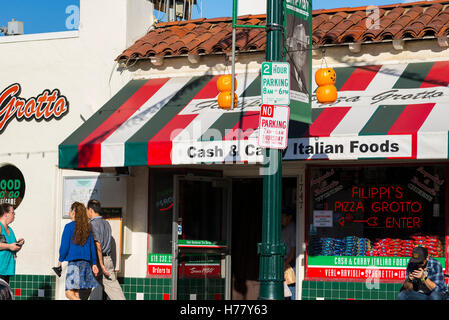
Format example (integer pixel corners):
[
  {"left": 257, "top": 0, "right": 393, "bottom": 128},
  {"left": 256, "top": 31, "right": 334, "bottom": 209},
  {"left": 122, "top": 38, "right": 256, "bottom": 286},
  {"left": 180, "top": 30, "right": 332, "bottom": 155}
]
[
  {"left": 0, "top": 203, "right": 24, "bottom": 284},
  {"left": 58, "top": 202, "right": 98, "bottom": 300}
]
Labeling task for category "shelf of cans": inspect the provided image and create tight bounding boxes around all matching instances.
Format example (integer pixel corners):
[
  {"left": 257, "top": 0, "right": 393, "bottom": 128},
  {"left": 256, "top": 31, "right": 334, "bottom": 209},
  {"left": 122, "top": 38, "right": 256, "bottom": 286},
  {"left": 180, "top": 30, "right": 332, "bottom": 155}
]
[{"left": 309, "top": 235, "right": 444, "bottom": 258}]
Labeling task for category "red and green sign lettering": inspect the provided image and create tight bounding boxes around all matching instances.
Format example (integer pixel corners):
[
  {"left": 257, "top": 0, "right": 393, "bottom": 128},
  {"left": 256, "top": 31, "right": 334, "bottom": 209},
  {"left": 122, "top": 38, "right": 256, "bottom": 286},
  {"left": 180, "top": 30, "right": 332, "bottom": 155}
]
[{"left": 307, "top": 256, "right": 445, "bottom": 281}]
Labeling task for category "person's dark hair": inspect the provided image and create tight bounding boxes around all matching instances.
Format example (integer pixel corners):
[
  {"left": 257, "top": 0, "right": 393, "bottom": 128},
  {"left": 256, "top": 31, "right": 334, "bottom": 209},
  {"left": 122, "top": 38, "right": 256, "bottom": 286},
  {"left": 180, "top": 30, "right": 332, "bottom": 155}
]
[
  {"left": 0, "top": 280, "right": 13, "bottom": 300},
  {"left": 0, "top": 204, "right": 12, "bottom": 218},
  {"left": 282, "top": 207, "right": 294, "bottom": 217},
  {"left": 87, "top": 199, "right": 102, "bottom": 215}
]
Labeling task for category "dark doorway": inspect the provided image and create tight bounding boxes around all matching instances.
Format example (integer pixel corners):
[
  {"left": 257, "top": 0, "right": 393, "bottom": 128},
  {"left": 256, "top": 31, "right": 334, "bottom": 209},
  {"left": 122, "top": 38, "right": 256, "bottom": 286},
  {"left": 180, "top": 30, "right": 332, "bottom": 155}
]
[{"left": 231, "top": 177, "right": 297, "bottom": 299}]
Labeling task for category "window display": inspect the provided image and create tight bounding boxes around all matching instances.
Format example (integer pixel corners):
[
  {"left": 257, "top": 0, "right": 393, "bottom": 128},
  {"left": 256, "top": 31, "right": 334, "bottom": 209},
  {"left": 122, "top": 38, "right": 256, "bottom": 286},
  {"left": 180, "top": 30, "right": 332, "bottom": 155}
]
[{"left": 307, "top": 165, "right": 446, "bottom": 281}]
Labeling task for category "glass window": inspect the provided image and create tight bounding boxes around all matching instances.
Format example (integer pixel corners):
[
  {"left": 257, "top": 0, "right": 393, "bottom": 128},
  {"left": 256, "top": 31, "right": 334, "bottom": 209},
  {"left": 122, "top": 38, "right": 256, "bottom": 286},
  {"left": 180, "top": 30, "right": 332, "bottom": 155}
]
[
  {"left": 149, "top": 171, "right": 175, "bottom": 254},
  {"left": 307, "top": 165, "right": 446, "bottom": 280}
]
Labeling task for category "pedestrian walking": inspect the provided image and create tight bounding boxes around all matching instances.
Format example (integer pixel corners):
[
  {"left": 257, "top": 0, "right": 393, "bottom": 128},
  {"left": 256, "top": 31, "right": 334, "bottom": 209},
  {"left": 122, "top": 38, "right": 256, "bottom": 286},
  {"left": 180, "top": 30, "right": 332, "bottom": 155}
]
[
  {"left": 58, "top": 201, "right": 98, "bottom": 300},
  {"left": 87, "top": 199, "right": 125, "bottom": 300}
]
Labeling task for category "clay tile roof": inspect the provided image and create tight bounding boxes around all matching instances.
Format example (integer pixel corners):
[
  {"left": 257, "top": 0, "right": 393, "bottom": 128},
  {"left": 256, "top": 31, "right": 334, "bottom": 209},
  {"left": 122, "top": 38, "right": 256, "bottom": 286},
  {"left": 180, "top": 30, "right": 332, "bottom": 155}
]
[{"left": 117, "top": 0, "right": 449, "bottom": 62}]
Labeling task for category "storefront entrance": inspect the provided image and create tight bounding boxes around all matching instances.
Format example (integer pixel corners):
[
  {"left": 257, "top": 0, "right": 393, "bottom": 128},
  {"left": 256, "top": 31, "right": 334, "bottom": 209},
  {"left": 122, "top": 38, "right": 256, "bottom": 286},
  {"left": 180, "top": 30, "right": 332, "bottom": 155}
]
[
  {"left": 171, "top": 175, "right": 232, "bottom": 300},
  {"left": 169, "top": 173, "right": 297, "bottom": 300}
]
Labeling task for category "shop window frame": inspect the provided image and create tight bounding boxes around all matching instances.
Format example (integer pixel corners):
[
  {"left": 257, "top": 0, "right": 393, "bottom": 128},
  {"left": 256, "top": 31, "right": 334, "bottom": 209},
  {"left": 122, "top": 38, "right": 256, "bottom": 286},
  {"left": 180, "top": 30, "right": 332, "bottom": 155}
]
[{"left": 303, "top": 161, "right": 449, "bottom": 283}]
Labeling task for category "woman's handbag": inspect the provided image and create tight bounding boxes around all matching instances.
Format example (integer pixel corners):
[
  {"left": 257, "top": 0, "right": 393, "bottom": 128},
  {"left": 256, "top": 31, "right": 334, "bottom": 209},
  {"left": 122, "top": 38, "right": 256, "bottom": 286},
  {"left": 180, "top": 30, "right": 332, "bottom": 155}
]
[{"left": 284, "top": 266, "right": 296, "bottom": 285}]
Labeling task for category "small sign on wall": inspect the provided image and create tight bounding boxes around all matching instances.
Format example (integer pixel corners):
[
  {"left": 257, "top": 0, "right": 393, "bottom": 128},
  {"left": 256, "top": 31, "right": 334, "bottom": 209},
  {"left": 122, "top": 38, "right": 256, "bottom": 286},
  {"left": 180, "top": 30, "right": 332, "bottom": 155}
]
[{"left": 313, "top": 210, "right": 333, "bottom": 227}]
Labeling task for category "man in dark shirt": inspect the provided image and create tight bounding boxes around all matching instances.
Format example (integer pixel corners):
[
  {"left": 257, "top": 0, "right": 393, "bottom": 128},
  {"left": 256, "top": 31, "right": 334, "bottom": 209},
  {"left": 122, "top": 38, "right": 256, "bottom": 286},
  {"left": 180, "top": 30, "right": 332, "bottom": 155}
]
[
  {"left": 397, "top": 246, "right": 447, "bottom": 300},
  {"left": 87, "top": 200, "right": 125, "bottom": 300}
]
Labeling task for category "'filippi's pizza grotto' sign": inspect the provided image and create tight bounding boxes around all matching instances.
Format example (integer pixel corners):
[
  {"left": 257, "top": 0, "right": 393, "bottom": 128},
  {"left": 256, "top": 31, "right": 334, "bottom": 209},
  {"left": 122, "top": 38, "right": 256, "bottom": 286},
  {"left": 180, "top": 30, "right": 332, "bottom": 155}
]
[{"left": 0, "top": 83, "right": 69, "bottom": 133}]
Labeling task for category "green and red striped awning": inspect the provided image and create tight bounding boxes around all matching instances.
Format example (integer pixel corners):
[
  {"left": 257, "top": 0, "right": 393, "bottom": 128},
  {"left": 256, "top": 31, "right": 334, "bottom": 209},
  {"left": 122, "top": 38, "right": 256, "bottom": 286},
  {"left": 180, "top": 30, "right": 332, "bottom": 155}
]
[{"left": 59, "top": 61, "right": 449, "bottom": 169}]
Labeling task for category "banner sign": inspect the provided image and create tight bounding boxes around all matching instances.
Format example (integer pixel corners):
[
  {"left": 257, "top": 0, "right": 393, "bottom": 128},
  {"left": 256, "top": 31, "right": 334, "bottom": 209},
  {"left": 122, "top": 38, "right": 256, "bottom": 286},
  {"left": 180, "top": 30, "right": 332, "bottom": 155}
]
[
  {"left": 284, "top": 0, "right": 312, "bottom": 124},
  {"left": 283, "top": 135, "right": 412, "bottom": 160},
  {"left": 307, "top": 256, "right": 445, "bottom": 281}
]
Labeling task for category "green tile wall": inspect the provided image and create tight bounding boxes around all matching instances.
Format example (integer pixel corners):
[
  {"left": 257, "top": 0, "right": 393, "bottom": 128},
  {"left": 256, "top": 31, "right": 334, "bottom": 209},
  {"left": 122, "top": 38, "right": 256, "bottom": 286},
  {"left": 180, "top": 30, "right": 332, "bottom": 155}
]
[
  {"left": 9, "top": 274, "right": 56, "bottom": 300},
  {"left": 120, "top": 277, "right": 171, "bottom": 300},
  {"left": 301, "top": 281, "right": 402, "bottom": 300},
  {"left": 177, "top": 278, "right": 225, "bottom": 300},
  {"left": 8, "top": 276, "right": 406, "bottom": 300},
  {"left": 8, "top": 275, "right": 171, "bottom": 300}
]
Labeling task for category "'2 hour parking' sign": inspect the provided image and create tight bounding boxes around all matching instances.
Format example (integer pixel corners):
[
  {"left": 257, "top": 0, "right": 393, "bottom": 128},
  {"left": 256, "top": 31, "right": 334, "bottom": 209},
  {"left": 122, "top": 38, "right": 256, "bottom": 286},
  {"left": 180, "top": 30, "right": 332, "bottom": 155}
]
[{"left": 261, "top": 61, "right": 290, "bottom": 105}]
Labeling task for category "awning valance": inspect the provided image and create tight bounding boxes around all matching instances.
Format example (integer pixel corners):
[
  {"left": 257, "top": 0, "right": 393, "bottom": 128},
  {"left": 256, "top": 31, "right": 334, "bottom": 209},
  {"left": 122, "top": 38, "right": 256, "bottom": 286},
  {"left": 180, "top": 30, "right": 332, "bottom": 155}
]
[{"left": 59, "top": 61, "right": 449, "bottom": 169}]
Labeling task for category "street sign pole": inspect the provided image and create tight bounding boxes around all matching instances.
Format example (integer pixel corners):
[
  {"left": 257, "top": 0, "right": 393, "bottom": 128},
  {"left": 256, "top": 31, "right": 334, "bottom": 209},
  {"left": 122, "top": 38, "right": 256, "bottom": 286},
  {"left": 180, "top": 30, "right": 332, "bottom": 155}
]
[{"left": 258, "top": 0, "right": 285, "bottom": 300}]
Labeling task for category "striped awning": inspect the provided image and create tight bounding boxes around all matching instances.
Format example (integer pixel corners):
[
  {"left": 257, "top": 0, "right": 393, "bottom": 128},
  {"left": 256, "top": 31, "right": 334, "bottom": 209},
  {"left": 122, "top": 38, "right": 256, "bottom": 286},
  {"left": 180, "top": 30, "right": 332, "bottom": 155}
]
[
  {"left": 59, "top": 60, "right": 449, "bottom": 169},
  {"left": 59, "top": 73, "right": 264, "bottom": 168},
  {"left": 284, "top": 60, "right": 449, "bottom": 161}
]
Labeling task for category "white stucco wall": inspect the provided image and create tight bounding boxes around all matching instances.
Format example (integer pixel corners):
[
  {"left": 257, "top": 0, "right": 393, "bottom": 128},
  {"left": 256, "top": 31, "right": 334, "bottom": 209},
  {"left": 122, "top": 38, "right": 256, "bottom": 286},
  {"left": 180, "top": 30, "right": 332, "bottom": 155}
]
[{"left": 0, "top": 0, "right": 153, "bottom": 299}]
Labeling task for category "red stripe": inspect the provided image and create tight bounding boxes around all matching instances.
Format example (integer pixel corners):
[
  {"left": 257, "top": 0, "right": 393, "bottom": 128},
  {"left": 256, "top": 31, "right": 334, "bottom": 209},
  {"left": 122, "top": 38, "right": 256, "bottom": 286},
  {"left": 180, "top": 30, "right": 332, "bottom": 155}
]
[
  {"left": 223, "top": 111, "right": 260, "bottom": 140},
  {"left": 339, "top": 65, "right": 382, "bottom": 91},
  {"left": 420, "top": 61, "right": 449, "bottom": 88},
  {"left": 195, "top": 75, "right": 220, "bottom": 99},
  {"left": 146, "top": 76, "right": 222, "bottom": 165},
  {"left": 308, "top": 107, "right": 351, "bottom": 137},
  {"left": 148, "top": 114, "right": 198, "bottom": 165},
  {"left": 78, "top": 78, "right": 170, "bottom": 168},
  {"left": 388, "top": 103, "right": 435, "bottom": 134},
  {"left": 387, "top": 103, "right": 435, "bottom": 159}
]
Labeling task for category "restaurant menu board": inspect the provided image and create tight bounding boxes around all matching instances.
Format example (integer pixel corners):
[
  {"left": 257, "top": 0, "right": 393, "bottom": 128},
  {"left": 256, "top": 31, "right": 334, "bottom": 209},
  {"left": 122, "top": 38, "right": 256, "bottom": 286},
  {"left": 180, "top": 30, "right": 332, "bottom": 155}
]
[
  {"left": 62, "top": 177, "right": 99, "bottom": 218},
  {"left": 308, "top": 165, "right": 446, "bottom": 280}
]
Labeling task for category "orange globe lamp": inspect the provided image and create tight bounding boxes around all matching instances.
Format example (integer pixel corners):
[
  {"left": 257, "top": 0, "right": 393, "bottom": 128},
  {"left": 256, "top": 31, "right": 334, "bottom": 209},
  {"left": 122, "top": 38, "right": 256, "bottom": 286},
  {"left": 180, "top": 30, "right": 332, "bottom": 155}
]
[
  {"left": 315, "top": 67, "right": 337, "bottom": 104},
  {"left": 218, "top": 92, "right": 238, "bottom": 110},
  {"left": 316, "top": 85, "right": 338, "bottom": 104},
  {"left": 315, "top": 67, "right": 337, "bottom": 86},
  {"left": 217, "top": 75, "right": 237, "bottom": 92}
]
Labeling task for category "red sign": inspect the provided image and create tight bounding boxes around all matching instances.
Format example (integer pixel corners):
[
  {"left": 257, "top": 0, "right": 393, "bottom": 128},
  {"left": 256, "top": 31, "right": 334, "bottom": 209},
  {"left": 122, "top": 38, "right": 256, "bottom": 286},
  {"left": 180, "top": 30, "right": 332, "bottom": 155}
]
[
  {"left": 258, "top": 104, "right": 290, "bottom": 150},
  {"left": 148, "top": 265, "right": 172, "bottom": 276},
  {"left": 0, "top": 83, "right": 69, "bottom": 133},
  {"left": 178, "top": 264, "right": 221, "bottom": 278}
]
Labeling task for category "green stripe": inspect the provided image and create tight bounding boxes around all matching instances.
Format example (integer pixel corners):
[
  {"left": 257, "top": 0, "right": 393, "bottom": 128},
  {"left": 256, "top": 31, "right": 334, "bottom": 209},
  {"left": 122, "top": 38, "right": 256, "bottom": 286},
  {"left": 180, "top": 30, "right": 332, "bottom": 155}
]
[
  {"left": 334, "top": 66, "right": 357, "bottom": 91},
  {"left": 58, "top": 80, "right": 148, "bottom": 168},
  {"left": 124, "top": 75, "right": 213, "bottom": 166},
  {"left": 199, "top": 112, "right": 246, "bottom": 141},
  {"left": 312, "top": 108, "right": 324, "bottom": 122},
  {"left": 359, "top": 105, "right": 406, "bottom": 136},
  {"left": 241, "top": 74, "right": 261, "bottom": 97},
  {"left": 393, "top": 62, "right": 434, "bottom": 89}
]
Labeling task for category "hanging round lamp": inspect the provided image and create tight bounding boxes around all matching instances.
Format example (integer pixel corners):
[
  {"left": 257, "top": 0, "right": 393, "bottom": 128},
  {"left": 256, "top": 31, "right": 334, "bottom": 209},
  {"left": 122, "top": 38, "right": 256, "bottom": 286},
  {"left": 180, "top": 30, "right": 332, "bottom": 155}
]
[
  {"left": 315, "top": 50, "right": 338, "bottom": 104},
  {"left": 217, "top": 75, "right": 237, "bottom": 92},
  {"left": 217, "top": 74, "right": 238, "bottom": 110},
  {"left": 218, "top": 91, "right": 238, "bottom": 110}
]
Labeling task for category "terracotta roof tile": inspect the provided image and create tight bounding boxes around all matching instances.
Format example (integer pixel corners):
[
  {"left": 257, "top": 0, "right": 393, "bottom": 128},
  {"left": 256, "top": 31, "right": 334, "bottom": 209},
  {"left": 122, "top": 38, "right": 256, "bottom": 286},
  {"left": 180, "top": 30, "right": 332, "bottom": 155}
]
[{"left": 117, "top": 0, "right": 449, "bottom": 62}]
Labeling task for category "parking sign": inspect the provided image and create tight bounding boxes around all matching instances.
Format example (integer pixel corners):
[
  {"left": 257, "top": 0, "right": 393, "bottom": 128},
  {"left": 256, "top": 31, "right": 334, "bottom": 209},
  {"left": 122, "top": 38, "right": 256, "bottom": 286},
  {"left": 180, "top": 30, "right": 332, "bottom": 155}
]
[{"left": 261, "top": 62, "right": 290, "bottom": 105}]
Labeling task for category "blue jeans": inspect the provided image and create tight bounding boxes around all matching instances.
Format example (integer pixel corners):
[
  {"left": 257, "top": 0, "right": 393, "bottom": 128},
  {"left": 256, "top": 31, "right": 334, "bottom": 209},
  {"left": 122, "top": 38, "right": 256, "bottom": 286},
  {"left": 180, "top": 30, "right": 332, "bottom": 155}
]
[{"left": 397, "top": 289, "right": 447, "bottom": 300}]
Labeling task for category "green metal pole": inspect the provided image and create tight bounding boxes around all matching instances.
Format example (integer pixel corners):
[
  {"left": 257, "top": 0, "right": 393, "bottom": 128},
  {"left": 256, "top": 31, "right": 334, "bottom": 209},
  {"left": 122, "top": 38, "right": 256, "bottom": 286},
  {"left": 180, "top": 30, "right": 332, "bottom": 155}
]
[{"left": 258, "top": 0, "right": 285, "bottom": 300}]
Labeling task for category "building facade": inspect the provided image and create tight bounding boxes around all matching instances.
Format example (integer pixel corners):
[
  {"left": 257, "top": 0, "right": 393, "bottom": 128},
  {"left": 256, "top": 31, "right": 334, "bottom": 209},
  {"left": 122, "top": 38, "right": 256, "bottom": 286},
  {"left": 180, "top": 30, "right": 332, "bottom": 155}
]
[{"left": 1, "top": 0, "right": 449, "bottom": 300}]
